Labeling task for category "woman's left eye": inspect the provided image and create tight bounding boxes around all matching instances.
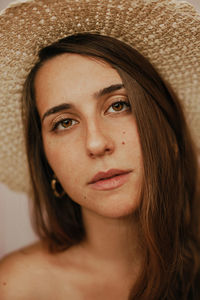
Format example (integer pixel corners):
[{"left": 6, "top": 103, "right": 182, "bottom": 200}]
[{"left": 106, "top": 100, "right": 131, "bottom": 113}]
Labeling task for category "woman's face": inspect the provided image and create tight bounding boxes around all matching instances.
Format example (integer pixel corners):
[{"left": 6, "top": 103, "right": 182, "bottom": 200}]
[{"left": 35, "top": 54, "right": 143, "bottom": 218}]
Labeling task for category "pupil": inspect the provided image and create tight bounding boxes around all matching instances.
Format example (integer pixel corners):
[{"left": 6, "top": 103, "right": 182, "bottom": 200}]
[
  {"left": 62, "top": 120, "right": 71, "bottom": 128},
  {"left": 113, "top": 103, "right": 122, "bottom": 111}
]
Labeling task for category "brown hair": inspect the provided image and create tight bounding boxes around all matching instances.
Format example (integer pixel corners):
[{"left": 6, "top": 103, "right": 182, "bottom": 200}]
[{"left": 22, "top": 33, "right": 200, "bottom": 299}]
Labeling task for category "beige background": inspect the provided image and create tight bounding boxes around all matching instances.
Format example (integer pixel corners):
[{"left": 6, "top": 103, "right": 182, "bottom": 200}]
[{"left": 0, "top": 0, "right": 200, "bottom": 259}]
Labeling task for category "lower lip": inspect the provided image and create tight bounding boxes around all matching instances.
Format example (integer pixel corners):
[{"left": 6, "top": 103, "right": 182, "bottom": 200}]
[{"left": 89, "top": 172, "right": 132, "bottom": 191}]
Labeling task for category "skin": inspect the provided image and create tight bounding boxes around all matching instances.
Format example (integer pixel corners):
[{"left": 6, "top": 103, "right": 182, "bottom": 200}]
[
  {"left": 0, "top": 54, "right": 144, "bottom": 299},
  {"left": 36, "top": 54, "right": 143, "bottom": 219}
]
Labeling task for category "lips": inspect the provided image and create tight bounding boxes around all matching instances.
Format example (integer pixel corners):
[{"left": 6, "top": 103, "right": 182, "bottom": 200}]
[
  {"left": 88, "top": 169, "right": 132, "bottom": 184},
  {"left": 88, "top": 168, "right": 133, "bottom": 191}
]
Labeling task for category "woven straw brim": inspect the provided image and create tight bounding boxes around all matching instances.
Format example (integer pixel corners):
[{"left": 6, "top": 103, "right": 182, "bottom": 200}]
[{"left": 0, "top": 0, "right": 200, "bottom": 193}]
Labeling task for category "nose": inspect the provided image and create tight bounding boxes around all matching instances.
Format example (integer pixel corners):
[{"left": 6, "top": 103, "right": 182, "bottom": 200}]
[{"left": 85, "top": 120, "right": 115, "bottom": 158}]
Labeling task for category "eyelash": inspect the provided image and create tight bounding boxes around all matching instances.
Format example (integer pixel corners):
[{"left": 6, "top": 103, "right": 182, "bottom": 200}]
[{"left": 51, "top": 100, "right": 131, "bottom": 132}]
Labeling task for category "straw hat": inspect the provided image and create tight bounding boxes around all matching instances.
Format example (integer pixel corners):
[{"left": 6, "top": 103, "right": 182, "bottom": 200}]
[{"left": 0, "top": 0, "right": 200, "bottom": 193}]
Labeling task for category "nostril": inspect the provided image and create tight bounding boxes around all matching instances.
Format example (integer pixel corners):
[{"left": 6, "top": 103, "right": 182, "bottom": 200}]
[{"left": 88, "top": 146, "right": 112, "bottom": 158}]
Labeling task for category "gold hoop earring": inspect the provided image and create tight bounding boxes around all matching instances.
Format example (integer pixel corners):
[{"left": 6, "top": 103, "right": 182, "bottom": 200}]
[{"left": 51, "top": 177, "right": 65, "bottom": 198}]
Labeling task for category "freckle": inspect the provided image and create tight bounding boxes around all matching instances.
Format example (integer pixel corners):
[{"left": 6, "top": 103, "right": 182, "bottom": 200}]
[
  {"left": 122, "top": 141, "right": 125, "bottom": 145},
  {"left": 3, "top": 282, "right": 7, "bottom": 286},
  {"left": 123, "top": 131, "right": 126, "bottom": 134}
]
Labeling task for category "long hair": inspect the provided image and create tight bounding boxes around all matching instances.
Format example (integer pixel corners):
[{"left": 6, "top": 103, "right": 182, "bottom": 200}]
[{"left": 22, "top": 33, "right": 200, "bottom": 299}]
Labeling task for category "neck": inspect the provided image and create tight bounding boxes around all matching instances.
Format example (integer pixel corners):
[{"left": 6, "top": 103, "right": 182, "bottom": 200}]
[{"left": 80, "top": 207, "right": 143, "bottom": 273}]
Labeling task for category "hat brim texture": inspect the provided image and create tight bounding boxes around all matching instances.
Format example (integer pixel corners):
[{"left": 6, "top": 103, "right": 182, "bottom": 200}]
[{"left": 0, "top": 0, "right": 200, "bottom": 193}]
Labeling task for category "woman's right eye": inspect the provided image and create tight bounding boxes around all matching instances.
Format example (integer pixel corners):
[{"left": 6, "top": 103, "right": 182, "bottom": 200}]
[{"left": 51, "top": 118, "right": 78, "bottom": 132}]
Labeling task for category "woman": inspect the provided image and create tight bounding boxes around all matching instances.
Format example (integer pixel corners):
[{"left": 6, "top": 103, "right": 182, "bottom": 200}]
[{"left": 0, "top": 0, "right": 200, "bottom": 299}]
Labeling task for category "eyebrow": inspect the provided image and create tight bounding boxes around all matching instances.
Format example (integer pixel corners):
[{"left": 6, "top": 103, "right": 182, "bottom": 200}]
[
  {"left": 94, "top": 83, "right": 124, "bottom": 98},
  {"left": 41, "top": 83, "right": 125, "bottom": 123}
]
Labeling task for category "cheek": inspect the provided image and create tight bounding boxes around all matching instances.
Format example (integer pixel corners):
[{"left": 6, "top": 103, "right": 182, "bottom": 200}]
[
  {"left": 121, "top": 130, "right": 126, "bottom": 145},
  {"left": 43, "top": 137, "right": 81, "bottom": 179},
  {"left": 44, "top": 142, "right": 83, "bottom": 197},
  {"left": 120, "top": 126, "right": 140, "bottom": 147},
  {"left": 119, "top": 126, "right": 142, "bottom": 165}
]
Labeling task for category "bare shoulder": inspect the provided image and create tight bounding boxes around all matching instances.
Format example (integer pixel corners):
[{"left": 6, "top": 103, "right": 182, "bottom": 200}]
[
  {"left": 0, "top": 242, "right": 88, "bottom": 299},
  {"left": 0, "top": 241, "right": 51, "bottom": 300}
]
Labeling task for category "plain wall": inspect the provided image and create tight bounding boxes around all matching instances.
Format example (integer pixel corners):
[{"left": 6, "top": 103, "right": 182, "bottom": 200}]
[
  {"left": 0, "top": 183, "right": 37, "bottom": 258},
  {"left": 0, "top": 0, "right": 200, "bottom": 259}
]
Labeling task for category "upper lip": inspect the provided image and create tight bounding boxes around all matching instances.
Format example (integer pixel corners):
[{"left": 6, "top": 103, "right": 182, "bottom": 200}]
[{"left": 88, "top": 169, "right": 132, "bottom": 184}]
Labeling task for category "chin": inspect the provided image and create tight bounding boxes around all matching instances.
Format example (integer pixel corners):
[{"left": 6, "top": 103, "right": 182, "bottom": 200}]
[{"left": 92, "top": 197, "right": 140, "bottom": 219}]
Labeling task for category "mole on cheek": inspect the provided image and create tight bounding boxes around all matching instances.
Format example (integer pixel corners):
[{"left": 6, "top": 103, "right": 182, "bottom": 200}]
[
  {"left": 123, "top": 131, "right": 126, "bottom": 134},
  {"left": 122, "top": 141, "right": 125, "bottom": 145}
]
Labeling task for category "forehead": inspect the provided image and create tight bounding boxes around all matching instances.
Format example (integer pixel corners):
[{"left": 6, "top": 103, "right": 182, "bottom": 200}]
[
  {"left": 35, "top": 53, "right": 122, "bottom": 89},
  {"left": 34, "top": 53, "right": 123, "bottom": 113}
]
